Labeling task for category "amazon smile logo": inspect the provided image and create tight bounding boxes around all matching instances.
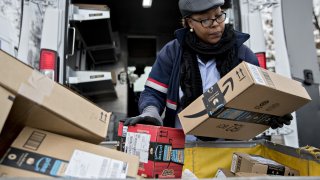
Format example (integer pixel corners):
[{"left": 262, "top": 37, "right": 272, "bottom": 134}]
[
  {"left": 183, "top": 77, "right": 234, "bottom": 119},
  {"left": 222, "top": 77, "right": 234, "bottom": 96}
]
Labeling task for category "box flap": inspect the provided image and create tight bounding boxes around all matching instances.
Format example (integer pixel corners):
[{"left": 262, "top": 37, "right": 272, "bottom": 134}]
[
  {"left": 0, "top": 86, "right": 15, "bottom": 133},
  {"left": 0, "top": 50, "right": 110, "bottom": 143}
]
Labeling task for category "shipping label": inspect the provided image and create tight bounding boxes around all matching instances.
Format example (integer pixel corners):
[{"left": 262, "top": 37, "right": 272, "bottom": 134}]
[
  {"left": 231, "top": 154, "right": 239, "bottom": 173},
  {"left": 64, "top": 149, "right": 128, "bottom": 179},
  {"left": 260, "top": 69, "right": 275, "bottom": 88},
  {"left": 249, "top": 155, "right": 285, "bottom": 175},
  {"left": 247, "top": 63, "right": 266, "bottom": 85},
  {"left": 124, "top": 132, "right": 150, "bottom": 163}
]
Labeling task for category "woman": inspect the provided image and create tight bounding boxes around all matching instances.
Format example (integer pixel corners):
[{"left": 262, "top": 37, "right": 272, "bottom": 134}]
[{"left": 124, "top": 0, "right": 291, "bottom": 140}]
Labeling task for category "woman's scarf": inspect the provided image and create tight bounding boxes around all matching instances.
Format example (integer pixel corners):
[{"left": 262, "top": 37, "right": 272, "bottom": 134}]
[{"left": 180, "top": 24, "right": 239, "bottom": 109}]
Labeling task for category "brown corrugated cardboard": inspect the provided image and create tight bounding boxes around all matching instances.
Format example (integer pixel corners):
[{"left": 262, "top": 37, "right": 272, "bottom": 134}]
[
  {"left": 0, "top": 50, "right": 111, "bottom": 148},
  {"left": 215, "top": 168, "right": 235, "bottom": 178},
  {"left": 0, "top": 127, "right": 139, "bottom": 178},
  {"left": 0, "top": 86, "right": 15, "bottom": 133},
  {"left": 235, "top": 172, "right": 268, "bottom": 177},
  {"left": 178, "top": 61, "right": 311, "bottom": 140},
  {"left": 215, "top": 168, "right": 268, "bottom": 178},
  {"left": 74, "top": 3, "right": 109, "bottom": 11},
  {"left": 231, "top": 152, "right": 299, "bottom": 176}
]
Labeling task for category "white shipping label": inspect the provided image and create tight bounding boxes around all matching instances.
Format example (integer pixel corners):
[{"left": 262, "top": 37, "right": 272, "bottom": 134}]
[
  {"left": 250, "top": 156, "right": 282, "bottom": 166},
  {"left": 247, "top": 63, "right": 266, "bottom": 85},
  {"left": 64, "top": 150, "right": 128, "bottom": 179},
  {"left": 122, "top": 126, "right": 128, "bottom": 137},
  {"left": 231, "top": 154, "right": 238, "bottom": 173},
  {"left": 124, "top": 132, "right": 151, "bottom": 163}
]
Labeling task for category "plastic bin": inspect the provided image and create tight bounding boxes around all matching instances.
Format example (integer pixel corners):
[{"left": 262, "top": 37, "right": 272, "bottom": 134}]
[{"left": 183, "top": 140, "right": 320, "bottom": 178}]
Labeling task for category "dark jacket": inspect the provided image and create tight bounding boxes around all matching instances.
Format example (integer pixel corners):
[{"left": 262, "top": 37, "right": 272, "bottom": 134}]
[{"left": 139, "top": 28, "right": 259, "bottom": 127}]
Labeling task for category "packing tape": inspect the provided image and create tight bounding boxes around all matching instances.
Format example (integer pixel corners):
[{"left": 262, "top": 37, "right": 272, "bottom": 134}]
[{"left": 18, "top": 70, "right": 54, "bottom": 104}]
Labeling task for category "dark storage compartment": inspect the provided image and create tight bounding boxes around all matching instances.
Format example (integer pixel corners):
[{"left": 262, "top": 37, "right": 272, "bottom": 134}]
[
  {"left": 127, "top": 36, "right": 157, "bottom": 67},
  {"left": 72, "top": 19, "right": 119, "bottom": 64}
]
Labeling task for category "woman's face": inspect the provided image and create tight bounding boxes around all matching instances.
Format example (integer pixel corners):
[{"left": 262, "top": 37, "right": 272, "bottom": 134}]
[{"left": 187, "top": 7, "right": 225, "bottom": 44}]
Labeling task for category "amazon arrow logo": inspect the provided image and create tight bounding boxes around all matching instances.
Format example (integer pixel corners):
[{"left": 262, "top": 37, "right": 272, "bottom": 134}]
[{"left": 183, "top": 109, "right": 207, "bottom": 118}]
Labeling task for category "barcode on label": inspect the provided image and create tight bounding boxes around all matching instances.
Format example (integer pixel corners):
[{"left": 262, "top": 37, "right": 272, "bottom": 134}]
[
  {"left": 109, "top": 161, "right": 120, "bottom": 178},
  {"left": 99, "top": 159, "right": 109, "bottom": 177},
  {"left": 247, "top": 63, "right": 266, "bottom": 85},
  {"left": 261, "top": 70, "right": 275, "bottom": 88},
  {"left": 231, "top": 154, "right": 238, "bottom": 173},
  {"left": 122, "top": 126, "right": 128, "bottom": 137},
  {"left": 121, "top": 162, "right": 128, "bottom": 174},
  {"left": 23, "top": 131, "right": 46, "bottom": 150},
  {"left": 124, "top": 132, "right": 150, "bottom": 163},
  {"left": 135, "top": 150, "right": 140, "bottom": 157}
]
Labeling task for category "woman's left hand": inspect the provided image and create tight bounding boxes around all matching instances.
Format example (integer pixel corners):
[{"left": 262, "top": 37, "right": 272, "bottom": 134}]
[{"left": 269, "top": 114, "right": 293, "bottom": 129}]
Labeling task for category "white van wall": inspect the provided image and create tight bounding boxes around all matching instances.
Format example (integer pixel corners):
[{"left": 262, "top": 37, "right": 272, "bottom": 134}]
[
  {"left": 0, "top": 16, "right": 15, "bottom": 56},
  {"left": 239, "top": 0, "right": 266, "bottom": 54}
]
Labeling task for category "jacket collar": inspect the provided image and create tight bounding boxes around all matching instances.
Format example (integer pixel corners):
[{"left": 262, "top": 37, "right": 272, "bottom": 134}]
[{"left": 174, "top": 27, "right": 250, "bottom": 47}]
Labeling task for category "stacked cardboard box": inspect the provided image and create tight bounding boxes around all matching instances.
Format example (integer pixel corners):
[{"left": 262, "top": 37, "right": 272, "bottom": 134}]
[
  {"left": 0, "top": 127, "right": 139, "bottom": 178},
  {"left": 215, "top": 152, "right": 300, "bottom": 178},
  {"left": 118, "top": 122, "right": 185, "bottom": 178},
  {"left": 0, "top": 87, "right": 14, "bottom": 133},
  {"left": 230, "top": 152, "right": 299, "bottom": 176},
  {"left": 0, "top": 50, "right": 111, "bottom": 146},
  {"left": 179, "top": 61, "right": 311, "bottom": 140},
  {"left": 215, "top": 168, "right": 268, "bottom": 178},
  {"left": 215, "top": 168, "right": 236, "bottom": 178},
  {"left": 0, "top": 50, "right": 140, "bottom": 178}
]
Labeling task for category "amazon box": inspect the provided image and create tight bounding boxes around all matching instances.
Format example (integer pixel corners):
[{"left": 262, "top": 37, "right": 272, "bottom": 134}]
[
  {"left": 0, "top": 127, "right": 139, "bottom": 178},
  {"left": 117, "top": 122, "right": 185, "bottom": 178},
  {"left": 214, "top": 168, "right": 268, "bottom": 178},
  {"left": 0, "top": 50, "right": 111, "bottom": 156},
  {"left": 178, "top": 61, "right": 311, "bottom": 140},
  {"left": 231, "top": 152, "right": 299, "bottom": 176},
  {"left": 215, "top": 168, "right": 235, "bottom": 178},
  {"left": 235, "top": 172, "right": 269, "bottom": 177},
  {"left": 0, "top": 86, "right": 15, "bottom": 133}
]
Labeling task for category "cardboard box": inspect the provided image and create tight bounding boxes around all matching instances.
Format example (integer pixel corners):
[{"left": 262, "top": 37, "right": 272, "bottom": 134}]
[
  {"left": 235, "top": 172, "right": 268, "bottom": 177},
  {"left": 231, "top": 152, "right": 299, "bottom": 176},
  {"left": 0, "top": 127, "right": 139, "bottom": 178},
  {"left": 215, "top": 168, "right": 235, "bottom": 178},
  {"left": 0, "top": 50, "right": 111, "bottom": 152},
  {"left": 214, "top": 168, "right": 268, "bottom": 178},
  {"left": 118, "top": 122, "right": 185, "bottom": 178},
  {"left": 0, "top": 86, "right": 15, "bottom": 133},
  {"left": 75, "top": 3, "right": 109, "bottom": 11},
  {"left": 178, "top": 61, "right": 311, "bottom": 140}
]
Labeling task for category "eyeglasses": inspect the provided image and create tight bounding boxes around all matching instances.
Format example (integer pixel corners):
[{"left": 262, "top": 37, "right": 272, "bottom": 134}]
[{"left": 189, "top": 12, "right": 226, "bottom": 28}]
